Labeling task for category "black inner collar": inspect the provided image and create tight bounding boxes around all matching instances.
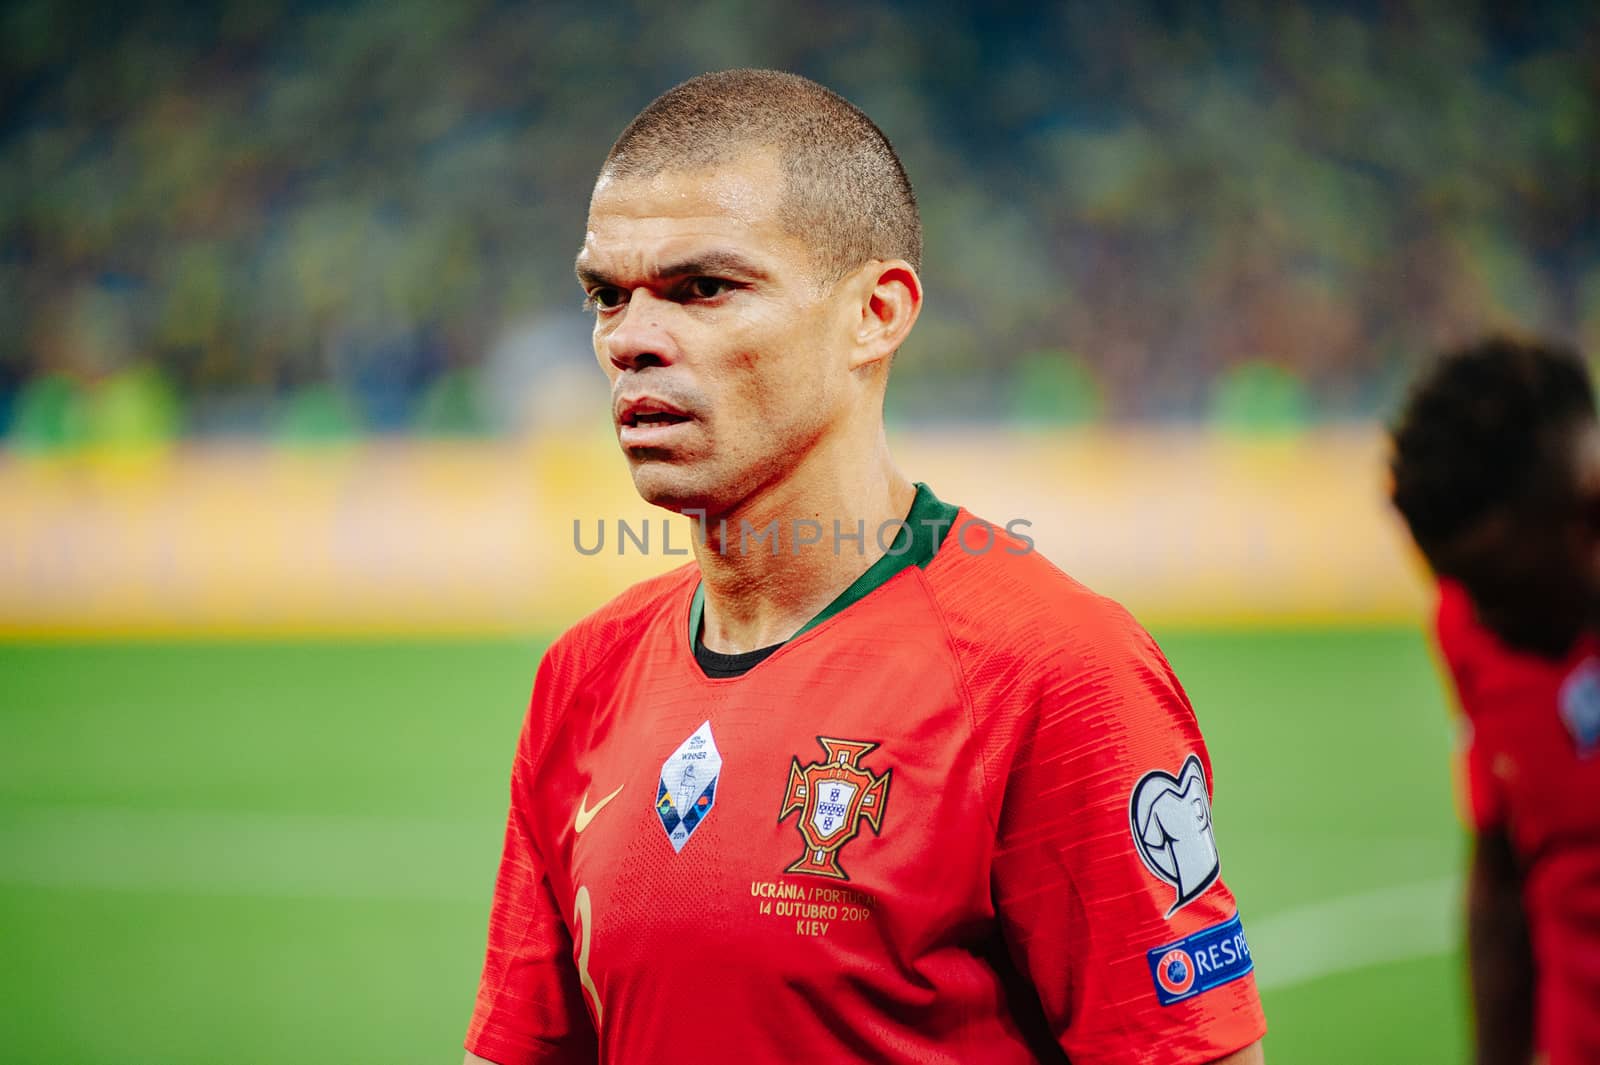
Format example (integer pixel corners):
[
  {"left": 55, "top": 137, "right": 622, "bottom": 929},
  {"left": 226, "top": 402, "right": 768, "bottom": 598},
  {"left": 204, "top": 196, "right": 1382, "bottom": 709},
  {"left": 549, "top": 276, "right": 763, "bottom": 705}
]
[{"left": 692, "top": 638, "right": 783, "bottom": 679}]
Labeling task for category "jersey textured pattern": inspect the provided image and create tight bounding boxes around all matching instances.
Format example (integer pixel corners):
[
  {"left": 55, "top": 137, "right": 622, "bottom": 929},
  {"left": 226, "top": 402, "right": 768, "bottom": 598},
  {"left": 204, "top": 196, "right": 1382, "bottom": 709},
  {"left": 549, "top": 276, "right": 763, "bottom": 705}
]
[
  {"left": 467, "top": 488, "right": 1265, "bottom": 1064},
  {"left": 1435, "top": 579, "right": 1600, "bottom": 1065}
]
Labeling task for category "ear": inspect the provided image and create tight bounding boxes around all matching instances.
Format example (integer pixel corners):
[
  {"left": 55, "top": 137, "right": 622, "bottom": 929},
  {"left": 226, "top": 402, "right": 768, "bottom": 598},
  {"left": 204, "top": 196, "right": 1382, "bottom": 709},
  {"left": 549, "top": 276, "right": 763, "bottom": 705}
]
[{"left": 847, "top": 260, "right": 922, "bottom": 371}]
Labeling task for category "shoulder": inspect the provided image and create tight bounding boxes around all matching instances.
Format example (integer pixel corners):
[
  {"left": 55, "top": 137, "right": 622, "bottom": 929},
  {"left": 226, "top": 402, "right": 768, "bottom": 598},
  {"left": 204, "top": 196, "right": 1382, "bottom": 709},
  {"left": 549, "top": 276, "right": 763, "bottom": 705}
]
[
  {"left": 1434, "top": 578, "right": 1475, "bottom": 655},
  {"left": 515, "top": 563, "right": 697, "bottom": 772},
  {"left": 1433, "top": 577, "right": 1500, "bottom": 701},
  {"left": 922, "top": 507, "right": 1167, "bottom": 687},
  {"left": 539, "top": 562, "right": 698, "bottom": 693},
  {"left": 923, "top": 509, "right": 1210, "bottom": 831}
]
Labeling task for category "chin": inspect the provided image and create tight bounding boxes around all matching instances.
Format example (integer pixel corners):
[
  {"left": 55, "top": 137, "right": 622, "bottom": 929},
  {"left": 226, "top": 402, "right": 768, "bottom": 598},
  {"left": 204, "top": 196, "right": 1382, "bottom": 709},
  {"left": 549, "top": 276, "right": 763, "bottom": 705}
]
[{"left": 628, "top": 462, "right": 720, "bottom": 515}]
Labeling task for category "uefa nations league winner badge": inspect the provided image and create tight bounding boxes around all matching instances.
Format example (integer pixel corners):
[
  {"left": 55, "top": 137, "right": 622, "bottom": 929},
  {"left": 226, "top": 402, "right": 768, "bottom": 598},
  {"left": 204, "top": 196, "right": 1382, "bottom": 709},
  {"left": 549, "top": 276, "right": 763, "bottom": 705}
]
[{"left": 656, "top": 721, "right": 723, "bottom": 852}]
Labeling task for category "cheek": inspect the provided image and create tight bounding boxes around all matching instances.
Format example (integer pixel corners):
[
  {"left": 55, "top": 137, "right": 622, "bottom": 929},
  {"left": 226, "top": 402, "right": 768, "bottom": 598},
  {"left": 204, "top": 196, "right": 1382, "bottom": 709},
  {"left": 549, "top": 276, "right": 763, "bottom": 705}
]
[
  {"left": 702, "top": 305, "right": 845, "bottom": 451},
  {"left": 592, "top": 328, "right": 617, "bottom": 380},
  {"left": 723, "top": 349, "right": 832, "bottom": 437}
]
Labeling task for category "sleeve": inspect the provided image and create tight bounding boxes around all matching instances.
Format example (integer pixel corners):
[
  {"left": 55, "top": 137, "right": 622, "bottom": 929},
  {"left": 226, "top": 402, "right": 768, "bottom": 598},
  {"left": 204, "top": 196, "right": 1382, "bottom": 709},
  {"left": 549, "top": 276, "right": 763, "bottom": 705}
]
[
  {"left": 990, "top": 615, "right": 1266, "bottom": 1065},
  {"left": 1457, "top": 720, "right": 1507, "bottom": 833},
  {"left": 1433, "top": 582, "right": 1506, "bottom": 832},
  {"left": 465, "top": 656, "right": 598, "bottom": 1065}
]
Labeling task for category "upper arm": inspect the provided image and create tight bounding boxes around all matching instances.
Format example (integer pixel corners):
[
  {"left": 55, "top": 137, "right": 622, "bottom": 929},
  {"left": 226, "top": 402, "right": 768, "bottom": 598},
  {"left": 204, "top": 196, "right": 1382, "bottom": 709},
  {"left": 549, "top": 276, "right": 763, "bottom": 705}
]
[
  {"left": 1470, "top": 827, "right": 1521, "bottom": 895},
  {"left": 1434, "top": 584, "right": 1508, "bottom": 833},
  {"left": 990, "top": 618, "right": 1266, "bottom": 1063},
  {"left": 1467, "top": 826, "right": 1527, "bottom": 952},
  {"left": 1466, "top": 827, "right": 1535, "bottom": 1065},
  {"left": 1209, "top": 1039, "right": 1265, "bottom": 1065}
]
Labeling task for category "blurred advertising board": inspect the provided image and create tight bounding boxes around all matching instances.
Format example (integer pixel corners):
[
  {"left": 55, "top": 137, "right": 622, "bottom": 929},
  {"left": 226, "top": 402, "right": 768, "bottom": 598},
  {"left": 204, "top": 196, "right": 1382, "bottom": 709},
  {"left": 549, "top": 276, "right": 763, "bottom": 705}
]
[{"left": 0, "top": 427, "right": 1429, "bottom": 637}]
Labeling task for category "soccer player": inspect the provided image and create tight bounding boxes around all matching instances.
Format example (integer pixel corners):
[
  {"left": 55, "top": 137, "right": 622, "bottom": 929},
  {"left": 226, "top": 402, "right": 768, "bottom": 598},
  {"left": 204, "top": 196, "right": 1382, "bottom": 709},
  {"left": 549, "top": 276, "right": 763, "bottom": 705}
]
[
  {"left": 1389, "top": 337, "right": 1600, "bottom": 1065},
  {"left": 463, "top": 69, "right": 1266, "bottom": 1065}
]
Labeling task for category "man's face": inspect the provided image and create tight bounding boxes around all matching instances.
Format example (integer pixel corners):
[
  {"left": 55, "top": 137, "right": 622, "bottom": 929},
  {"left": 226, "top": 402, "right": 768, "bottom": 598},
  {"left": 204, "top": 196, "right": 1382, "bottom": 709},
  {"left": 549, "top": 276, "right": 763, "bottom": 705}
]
[{"left": 576, "top": 152, "right": 862, "bottom": 516}]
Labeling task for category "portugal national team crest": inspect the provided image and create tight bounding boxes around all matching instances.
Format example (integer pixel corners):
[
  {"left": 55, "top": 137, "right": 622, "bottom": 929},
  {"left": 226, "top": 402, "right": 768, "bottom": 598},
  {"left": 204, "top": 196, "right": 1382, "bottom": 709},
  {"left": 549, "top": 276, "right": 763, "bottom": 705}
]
[
  {"left": 778, "top": 737, "right": 891, "bottom": 880},
  {"left": 656, "top": 721, "right": 722, "bottom": 853}
]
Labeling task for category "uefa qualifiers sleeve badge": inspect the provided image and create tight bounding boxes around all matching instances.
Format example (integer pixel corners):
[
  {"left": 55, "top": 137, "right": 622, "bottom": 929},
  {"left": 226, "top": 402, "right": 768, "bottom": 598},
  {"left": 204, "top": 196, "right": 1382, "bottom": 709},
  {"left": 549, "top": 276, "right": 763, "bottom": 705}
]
[{"left": 1129, "top": 753, "right": 1221, "bottom": 916}]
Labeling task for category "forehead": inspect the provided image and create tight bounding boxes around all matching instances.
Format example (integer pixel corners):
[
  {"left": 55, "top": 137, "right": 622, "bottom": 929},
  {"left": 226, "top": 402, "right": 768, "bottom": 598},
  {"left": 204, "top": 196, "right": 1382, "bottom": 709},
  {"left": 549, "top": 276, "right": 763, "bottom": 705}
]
[{"left": 578, "top": 154, "right": 806, "bottom": 278}]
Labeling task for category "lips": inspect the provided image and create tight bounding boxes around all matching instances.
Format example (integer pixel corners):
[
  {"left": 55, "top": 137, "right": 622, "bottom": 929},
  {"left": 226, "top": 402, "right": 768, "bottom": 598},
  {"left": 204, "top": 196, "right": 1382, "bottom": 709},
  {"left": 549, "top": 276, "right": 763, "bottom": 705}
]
[{"left": 616, "top": 395, "right": 695, "bottom": 447}]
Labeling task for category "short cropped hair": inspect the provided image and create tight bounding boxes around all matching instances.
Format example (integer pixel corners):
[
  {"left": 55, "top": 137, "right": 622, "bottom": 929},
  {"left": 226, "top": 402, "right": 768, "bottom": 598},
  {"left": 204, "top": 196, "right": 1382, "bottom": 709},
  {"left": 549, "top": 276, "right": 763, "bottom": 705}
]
[
  {"left": 601, "top": 69, "right": 922, "bottom": 283},
  {"left": 1389, "top": 335, "right": 1596, "bottom": 563}
]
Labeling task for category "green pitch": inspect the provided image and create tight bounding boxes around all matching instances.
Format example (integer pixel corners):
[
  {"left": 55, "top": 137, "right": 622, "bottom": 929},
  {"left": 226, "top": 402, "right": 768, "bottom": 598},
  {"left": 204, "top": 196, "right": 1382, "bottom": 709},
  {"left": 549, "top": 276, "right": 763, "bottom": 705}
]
[{"left": 0, "top": 629, "right": 1468, "bottom": 1063}]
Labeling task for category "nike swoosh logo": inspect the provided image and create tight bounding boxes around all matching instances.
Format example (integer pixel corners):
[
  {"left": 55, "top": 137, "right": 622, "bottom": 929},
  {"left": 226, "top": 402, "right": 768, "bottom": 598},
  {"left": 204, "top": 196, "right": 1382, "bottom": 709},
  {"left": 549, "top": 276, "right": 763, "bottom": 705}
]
[{"left": 574, "top": 783, "right": 625, "bottom": 833}]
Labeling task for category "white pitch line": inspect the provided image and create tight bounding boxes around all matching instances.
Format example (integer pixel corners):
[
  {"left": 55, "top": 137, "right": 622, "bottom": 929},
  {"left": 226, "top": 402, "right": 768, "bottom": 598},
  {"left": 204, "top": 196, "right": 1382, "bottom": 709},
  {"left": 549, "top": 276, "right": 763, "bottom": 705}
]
[
  {"left": 0, "top": 806, "right": 499, "bottom": 902},
  {"left": 1247, "top": 875, "right": 1462, "bottom": 991}
]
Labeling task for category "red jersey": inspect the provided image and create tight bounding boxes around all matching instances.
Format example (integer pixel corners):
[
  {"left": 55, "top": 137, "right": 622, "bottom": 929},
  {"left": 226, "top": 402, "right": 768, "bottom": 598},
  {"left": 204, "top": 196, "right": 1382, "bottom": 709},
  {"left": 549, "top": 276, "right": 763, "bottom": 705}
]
[
  {"left": 1435, "top": 579, "right": 1600, "bottom": 1065},
  {"left": 467, "top": 485, "right": 1266, "bottom": 1064}
]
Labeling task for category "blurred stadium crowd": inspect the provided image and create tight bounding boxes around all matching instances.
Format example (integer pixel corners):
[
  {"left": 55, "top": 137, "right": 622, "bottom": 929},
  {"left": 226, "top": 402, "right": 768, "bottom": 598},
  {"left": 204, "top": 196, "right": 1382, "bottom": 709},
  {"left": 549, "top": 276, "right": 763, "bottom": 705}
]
[{"left": 2, "top": 0, "right": 1595, "bottom": 450}]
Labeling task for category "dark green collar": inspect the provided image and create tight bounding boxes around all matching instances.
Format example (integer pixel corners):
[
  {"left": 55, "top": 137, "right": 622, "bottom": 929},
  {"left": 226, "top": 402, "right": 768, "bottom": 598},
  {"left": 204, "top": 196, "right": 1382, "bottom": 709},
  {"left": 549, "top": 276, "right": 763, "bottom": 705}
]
[{"left": 688, "top": 481, "right": 959, "bottom": 646}]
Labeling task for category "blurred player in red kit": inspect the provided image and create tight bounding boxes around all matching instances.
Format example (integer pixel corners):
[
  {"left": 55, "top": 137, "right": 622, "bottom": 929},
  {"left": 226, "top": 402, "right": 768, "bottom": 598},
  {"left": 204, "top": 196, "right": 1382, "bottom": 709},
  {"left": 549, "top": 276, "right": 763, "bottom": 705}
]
[
  {"left": 1390, "top": 336, "right": 1600, "bottom": 1065},
  {"left": 462, "top": 69, "right": 1265, "bottom": 1065}
]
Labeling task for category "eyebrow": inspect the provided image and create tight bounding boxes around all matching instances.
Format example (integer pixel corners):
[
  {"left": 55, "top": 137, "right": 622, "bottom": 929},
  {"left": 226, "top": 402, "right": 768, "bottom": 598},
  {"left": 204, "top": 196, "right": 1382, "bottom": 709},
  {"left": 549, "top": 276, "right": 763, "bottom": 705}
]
[{"left": 574, "top": 250, "right": 772, "bottom": 289}]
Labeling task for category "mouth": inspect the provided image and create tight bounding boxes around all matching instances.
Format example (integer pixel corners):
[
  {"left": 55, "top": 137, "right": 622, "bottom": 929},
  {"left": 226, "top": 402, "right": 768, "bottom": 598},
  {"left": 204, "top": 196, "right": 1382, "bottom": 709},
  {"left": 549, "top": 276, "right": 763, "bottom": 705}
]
[{"left": 617, "top": 397, "right": 695, "bottom": 448}]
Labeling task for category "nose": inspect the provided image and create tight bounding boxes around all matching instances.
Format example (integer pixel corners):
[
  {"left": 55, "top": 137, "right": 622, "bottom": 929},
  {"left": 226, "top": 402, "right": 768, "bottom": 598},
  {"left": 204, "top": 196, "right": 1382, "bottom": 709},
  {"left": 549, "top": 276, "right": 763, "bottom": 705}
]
[{"left": 601, "top": 290, "right": 675, "bottom": 374}]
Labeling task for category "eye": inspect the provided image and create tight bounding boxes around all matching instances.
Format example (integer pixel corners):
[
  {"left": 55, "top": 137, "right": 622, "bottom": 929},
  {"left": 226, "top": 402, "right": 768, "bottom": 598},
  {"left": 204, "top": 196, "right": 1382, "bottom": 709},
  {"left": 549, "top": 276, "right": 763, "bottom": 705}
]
[
  {"left": 583, "top": 286, "right": 626, "bottom": 312},
  {"left": 685, "top": 277, "right": 734, "bottom": 301}
]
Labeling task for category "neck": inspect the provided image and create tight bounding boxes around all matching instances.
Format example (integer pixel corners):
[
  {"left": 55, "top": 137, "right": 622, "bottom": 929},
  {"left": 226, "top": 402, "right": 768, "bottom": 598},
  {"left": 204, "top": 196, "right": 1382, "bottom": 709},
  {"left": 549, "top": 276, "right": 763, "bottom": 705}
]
[{"left": 692, "top": 426, "right": 913, "bottom": 654}]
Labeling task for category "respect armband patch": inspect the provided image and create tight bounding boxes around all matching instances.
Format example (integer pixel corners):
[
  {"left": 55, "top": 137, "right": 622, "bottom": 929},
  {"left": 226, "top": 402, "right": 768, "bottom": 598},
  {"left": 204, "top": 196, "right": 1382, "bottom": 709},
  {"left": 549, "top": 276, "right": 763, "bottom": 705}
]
[{"left": 1147, "top": 912, "right": 1254, "bottom": 1006}]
